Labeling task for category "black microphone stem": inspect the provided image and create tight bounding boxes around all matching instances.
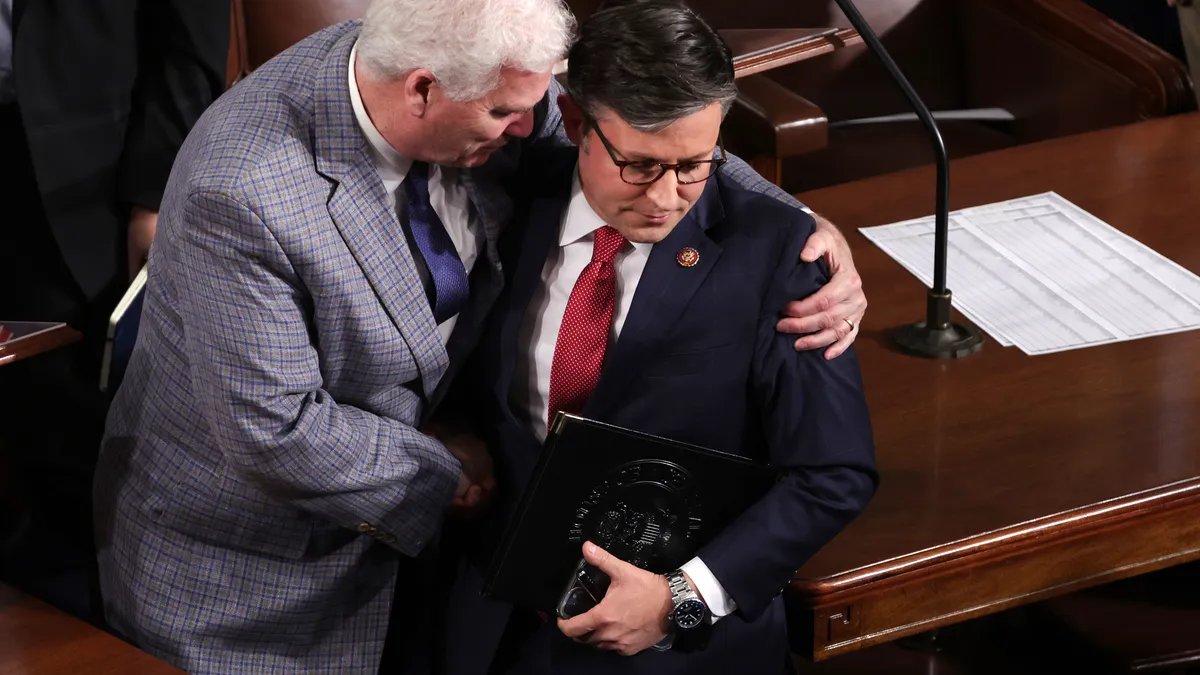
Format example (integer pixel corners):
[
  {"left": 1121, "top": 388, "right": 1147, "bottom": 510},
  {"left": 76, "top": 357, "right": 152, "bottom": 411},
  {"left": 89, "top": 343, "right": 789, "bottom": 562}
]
[
  {"left": 829, "top": 0, "right": 983, "bottom": 358},
  {"left": 830, "top": 0, "right": 949, "bottom": 297}
]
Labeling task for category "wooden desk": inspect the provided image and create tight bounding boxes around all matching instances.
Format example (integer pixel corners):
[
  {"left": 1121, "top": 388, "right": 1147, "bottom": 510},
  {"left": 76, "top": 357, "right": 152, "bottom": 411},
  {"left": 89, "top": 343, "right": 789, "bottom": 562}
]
[
  {"left": 0, "top": 583, "right": 183, "bottom": 674},
  {"left": 787, "top": 113, "right": 1200, "bottom": 661},
  {"left": 0, "top": 323, "right": 81, "bottom": 367}
]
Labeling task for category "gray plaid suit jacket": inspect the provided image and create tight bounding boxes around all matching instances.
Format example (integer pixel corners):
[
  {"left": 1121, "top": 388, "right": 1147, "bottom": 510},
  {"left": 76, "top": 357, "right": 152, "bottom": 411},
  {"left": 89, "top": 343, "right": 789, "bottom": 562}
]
[{"left": 93, "top": 19, "right": 809, "bottom": 675}]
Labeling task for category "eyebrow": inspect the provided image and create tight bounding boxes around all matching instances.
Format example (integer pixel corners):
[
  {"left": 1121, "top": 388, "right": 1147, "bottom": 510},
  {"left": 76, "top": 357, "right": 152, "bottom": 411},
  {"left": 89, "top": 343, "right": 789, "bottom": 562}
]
[
  {"left": 492, "top": 105, "right": 534, "bottom": 116},
  {"left": 627, "top": 149, "right": 716, "bottom": 163}
]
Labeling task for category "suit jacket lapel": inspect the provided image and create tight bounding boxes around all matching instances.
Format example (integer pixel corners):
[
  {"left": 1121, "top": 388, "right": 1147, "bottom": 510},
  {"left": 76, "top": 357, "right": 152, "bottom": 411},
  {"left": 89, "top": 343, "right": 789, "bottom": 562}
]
[
  {"left": 584, "top": 181, "right": 725, "bottom": 420},
  {"left": 314, "top": 31, "right": 448, "bottom": 399}
]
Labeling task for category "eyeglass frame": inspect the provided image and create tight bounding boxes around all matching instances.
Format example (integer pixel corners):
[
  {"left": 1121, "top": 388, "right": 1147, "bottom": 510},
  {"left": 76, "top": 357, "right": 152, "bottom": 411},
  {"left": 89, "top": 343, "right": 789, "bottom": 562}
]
[{"left": 585, "top": 116, "right": 728, "bottom": 186}]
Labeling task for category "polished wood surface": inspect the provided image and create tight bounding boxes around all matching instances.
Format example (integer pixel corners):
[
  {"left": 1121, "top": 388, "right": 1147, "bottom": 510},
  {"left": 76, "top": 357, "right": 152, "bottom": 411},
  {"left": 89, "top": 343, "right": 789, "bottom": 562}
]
[
  {"left": 0, "top": 583, "right": 183, "bottom": 674},
  {"left": 724, "top": 28, "right": 863, "bottom": 79},
  {"left": 787, "top": 113, "right": 1200, "bottom": 660},
  {"left": 0, "top": 323, "right": 81, "bottom": 367}
]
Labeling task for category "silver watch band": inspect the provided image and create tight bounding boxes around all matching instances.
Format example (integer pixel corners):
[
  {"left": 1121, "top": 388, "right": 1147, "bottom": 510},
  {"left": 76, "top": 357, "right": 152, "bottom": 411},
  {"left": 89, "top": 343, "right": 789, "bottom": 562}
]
[{"left": 667, "top": 569, "right": 695, "bottom": 604}]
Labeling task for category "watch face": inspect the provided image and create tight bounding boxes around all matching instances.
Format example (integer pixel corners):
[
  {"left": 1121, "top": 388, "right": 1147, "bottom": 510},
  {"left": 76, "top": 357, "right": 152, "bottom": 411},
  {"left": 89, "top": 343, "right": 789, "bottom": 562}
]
[{"left": 673, "top": 598, "right": 707, "bottom": 629}]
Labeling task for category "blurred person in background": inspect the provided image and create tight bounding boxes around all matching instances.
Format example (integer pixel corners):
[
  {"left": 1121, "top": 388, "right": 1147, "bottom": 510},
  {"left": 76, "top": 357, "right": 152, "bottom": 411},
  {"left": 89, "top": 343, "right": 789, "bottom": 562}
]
[{"left": 0, "top": 0, "right": 228, "bottom": 619}]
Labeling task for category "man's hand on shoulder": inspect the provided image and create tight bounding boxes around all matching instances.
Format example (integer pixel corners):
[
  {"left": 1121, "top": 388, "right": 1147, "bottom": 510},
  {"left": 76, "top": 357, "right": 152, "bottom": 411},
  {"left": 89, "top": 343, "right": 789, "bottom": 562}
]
[{"left": 777, "top": 213, "right": 866, "bottom": 360}]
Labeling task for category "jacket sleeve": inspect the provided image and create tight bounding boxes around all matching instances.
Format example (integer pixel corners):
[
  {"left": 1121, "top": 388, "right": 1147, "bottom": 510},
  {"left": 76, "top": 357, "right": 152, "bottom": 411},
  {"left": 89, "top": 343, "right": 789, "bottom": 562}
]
[
  {"left": 117, "top": 0, "right": 229, "bottom": 211},
  {"left": 170, "top": 189, "right": 462, "bottom": 557},
  {"left": 696, "top": 210, "right": 879, "bottom": 621}
]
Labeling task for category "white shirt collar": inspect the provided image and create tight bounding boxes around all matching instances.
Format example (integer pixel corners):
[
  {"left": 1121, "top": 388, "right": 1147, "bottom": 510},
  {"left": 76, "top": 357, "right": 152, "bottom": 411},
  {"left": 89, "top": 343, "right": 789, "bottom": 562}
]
[
  {"left": 560, "top": 170, "right": 652, "bottom": 254},
  {"left": 560, "top": 171, "right": 609, "bottom": 246},
  {"left": 348, "top": 41, "right": 412, "bottom": 183}
]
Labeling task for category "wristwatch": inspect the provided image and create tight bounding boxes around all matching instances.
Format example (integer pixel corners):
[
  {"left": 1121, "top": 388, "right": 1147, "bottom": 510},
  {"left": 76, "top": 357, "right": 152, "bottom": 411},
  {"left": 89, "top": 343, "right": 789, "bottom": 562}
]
[{"left": 665, "top": 569, "right": 709, "bottom": 630}]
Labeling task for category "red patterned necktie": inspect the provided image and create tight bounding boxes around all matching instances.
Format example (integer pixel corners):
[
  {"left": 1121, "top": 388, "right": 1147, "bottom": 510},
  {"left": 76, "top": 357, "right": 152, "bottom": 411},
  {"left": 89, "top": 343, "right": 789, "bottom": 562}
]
[{"left": 547, "top": 226, "right": 627, "bottom": 428}]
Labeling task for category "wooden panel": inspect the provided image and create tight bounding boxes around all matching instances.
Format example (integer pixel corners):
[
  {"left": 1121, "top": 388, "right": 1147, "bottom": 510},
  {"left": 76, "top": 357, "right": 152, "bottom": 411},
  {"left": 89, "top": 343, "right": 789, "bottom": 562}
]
[
  {"left": 792, "top": 485, "right": 1200, "bottom": 659},
  {"left": 226, "top": 0, "right": 249, "bottom": 87},
  {"left": 984, "top": 0, "right": 1196, "bottom": 117},
  {"left": 239, "top": 0, "right": 370, "bottom": 70},
  {"left": 724, "top": 28, "right": 863, "bottom": 79},
  {"left": 0, "top": 583, "right": 184, "bottom": 674},
  {"left": 785, "top": 113, "right": 1200, "bottom": 659}
]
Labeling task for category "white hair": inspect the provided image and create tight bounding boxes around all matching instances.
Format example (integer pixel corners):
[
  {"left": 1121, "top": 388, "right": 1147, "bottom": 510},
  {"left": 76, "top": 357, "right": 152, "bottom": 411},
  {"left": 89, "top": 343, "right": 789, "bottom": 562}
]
[{"left": 358, "top": 0, "right": 575, "bottom": 101}]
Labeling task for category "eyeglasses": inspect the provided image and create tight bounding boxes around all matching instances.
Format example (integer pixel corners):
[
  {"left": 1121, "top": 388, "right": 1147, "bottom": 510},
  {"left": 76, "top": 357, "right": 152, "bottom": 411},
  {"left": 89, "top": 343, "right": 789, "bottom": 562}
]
[{"left": 587, "top": 117, "right": 727, "bottom": 186}]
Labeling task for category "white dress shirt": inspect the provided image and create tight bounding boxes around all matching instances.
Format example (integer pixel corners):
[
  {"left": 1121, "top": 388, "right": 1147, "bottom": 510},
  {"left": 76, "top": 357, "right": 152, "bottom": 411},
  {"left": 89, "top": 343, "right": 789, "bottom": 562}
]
[
  {"left": 514, "top": 173, "right": 738, "bottom": 620},
  {"left": 348, "top": 42, "right": 482, "bottom": 343}
]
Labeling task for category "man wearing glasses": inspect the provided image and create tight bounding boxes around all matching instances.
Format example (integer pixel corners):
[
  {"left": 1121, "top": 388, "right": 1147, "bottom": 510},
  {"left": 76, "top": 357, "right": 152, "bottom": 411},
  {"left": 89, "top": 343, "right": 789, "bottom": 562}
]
[{"left": 442, "top": 3, "right": 878, "bottom": 674}]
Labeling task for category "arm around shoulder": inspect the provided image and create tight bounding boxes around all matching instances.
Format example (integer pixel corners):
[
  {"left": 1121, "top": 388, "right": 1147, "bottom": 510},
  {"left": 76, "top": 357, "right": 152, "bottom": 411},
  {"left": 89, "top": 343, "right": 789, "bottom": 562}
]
[{"left": 696, "top": 211, "right": 878, "bottom": 620}]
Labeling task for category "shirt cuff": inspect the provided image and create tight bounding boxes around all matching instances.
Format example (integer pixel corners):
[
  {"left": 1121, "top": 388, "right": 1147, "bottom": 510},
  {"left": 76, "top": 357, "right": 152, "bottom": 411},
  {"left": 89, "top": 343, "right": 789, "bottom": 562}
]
[
  {"left": 681, "top": 557, "right": 737, "bottom": 621},
  {"left": 800, "top": 205, "right": 814, "bottom": 215}
]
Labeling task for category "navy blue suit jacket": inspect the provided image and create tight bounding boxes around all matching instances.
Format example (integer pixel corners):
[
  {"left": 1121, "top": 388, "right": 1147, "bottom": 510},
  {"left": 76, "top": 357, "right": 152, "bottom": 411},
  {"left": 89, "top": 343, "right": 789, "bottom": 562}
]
[{"left": 443, "top": 151, "right": 878, "bottom": 675}]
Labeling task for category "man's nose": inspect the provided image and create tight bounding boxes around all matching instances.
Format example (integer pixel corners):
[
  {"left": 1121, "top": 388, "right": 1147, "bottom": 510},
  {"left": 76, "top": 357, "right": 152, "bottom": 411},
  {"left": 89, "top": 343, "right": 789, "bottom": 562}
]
[
  {"left": 505, "top": 111, "right": 536, "bottom": 139},
  {"left": 645, "top": 169, "right": 684, "bottom": 209}
]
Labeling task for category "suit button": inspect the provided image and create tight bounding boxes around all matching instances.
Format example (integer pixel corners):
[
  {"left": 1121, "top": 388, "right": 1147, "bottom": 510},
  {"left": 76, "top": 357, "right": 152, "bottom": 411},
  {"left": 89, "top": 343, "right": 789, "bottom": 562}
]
[{"left": 357, "top": 523, "right": 374, "bottom": 534}]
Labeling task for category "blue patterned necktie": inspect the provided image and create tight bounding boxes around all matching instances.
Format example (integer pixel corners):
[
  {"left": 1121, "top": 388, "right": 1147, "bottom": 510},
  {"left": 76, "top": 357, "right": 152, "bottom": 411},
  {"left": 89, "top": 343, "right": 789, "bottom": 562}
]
[{"left": 403, "top": 161, "right": 470, "bottom": 324}]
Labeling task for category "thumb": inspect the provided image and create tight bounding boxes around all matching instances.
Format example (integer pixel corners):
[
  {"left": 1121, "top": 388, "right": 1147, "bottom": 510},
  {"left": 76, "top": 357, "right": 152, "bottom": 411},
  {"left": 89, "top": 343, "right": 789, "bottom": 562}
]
[
  {"left": 799, "top": 230, "right": 830, "bottom": 263},
  {"left": 582, "top": 541, "right": 621, "bottom": 577}
]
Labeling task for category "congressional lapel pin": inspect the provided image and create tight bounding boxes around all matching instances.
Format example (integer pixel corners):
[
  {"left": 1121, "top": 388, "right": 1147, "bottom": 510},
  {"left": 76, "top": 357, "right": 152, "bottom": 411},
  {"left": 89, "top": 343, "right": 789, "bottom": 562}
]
[{"left": 676, "top": 247, "right": 700, "bottom": 268}]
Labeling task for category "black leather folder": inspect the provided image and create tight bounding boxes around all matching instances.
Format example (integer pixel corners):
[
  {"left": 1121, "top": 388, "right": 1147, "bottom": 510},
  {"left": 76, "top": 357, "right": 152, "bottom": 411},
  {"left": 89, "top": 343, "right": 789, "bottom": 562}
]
[{"left": 483, "top": 413, "right": 779, "bottom": 612}]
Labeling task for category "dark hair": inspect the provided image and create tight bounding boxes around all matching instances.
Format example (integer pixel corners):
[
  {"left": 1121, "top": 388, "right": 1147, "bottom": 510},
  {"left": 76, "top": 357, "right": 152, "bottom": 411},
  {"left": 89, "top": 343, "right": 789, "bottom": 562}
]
[{"left": 566, "top": 0, "right": 737, "bottom": 132}]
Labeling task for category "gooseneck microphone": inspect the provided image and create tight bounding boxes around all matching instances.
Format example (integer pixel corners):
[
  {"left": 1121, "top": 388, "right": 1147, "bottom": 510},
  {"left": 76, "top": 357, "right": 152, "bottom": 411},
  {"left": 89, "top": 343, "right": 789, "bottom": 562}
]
[{"left": 831, "top": 0, "right": 983, "bottom": 358}]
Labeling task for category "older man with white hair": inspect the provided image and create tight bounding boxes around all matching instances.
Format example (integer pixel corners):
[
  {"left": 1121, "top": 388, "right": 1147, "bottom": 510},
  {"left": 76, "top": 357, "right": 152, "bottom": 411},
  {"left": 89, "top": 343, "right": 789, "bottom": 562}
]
[{"left": 93, "top": 0, "right": 866, "bottom": 673}]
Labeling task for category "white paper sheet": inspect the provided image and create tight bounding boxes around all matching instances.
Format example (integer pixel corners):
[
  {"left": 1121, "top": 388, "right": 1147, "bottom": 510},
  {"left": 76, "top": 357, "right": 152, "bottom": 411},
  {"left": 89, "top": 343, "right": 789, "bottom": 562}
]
[{"left": 859, "top": 192, "right": 1200, "bottom": 355}]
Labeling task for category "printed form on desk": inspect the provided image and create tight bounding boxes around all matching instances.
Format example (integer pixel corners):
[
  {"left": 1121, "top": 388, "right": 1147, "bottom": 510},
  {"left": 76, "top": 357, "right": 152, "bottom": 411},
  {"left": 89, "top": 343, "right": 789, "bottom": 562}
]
[{"left": 860, "top": 192, "right": 1200, "bottom": 355}]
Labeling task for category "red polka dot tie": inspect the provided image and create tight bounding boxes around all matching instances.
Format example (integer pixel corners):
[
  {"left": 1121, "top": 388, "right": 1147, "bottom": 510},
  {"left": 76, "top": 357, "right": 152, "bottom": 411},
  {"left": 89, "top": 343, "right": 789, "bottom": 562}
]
[{"left": 547, "top": 226, "right": 627, "bottom": 429}]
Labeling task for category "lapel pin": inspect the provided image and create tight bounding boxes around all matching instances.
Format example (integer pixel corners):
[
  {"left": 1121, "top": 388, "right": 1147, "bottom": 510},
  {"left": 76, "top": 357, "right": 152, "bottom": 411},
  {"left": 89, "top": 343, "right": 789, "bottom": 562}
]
[{"left": 676, "top": 247, "right": 700, "bottom": 268}]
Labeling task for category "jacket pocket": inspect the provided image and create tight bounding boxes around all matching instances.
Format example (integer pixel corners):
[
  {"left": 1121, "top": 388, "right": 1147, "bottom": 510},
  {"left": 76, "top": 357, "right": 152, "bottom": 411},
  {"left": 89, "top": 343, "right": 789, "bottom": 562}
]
[{"left": 143, "top": 472, "right": 314, "bottom": 561}]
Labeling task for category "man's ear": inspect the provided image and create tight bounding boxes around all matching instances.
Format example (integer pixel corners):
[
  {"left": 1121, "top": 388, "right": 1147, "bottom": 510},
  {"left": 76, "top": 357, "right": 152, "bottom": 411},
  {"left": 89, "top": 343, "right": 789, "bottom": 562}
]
[
  {"left": 404, "top": 69, "right": 437, "bottom": 118},
  {"left": 559, "top": 93, "right": 586, "bottom": 146}
]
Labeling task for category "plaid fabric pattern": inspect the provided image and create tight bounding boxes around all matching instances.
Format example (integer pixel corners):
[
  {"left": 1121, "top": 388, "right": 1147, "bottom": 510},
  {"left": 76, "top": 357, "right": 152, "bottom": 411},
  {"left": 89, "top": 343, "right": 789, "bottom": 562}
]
[
  {"left": 93, "top": 23, "right": 524, "bottom": 675},
  {"left": 718, "top": 153, "right": 807, "bottom": 210},
  {"left": 92, "top": 20, "right": 798, "bottom": 675}
]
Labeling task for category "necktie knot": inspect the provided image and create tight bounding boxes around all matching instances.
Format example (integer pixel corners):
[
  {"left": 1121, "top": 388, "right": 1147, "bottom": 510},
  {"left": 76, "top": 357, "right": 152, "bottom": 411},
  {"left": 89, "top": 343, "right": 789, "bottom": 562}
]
[
  {"left": 592, "top": 226, "right": 626, "bottom": 264},
  {"left": 409, "top": 160, "right": 430, "bottom": 181}
]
